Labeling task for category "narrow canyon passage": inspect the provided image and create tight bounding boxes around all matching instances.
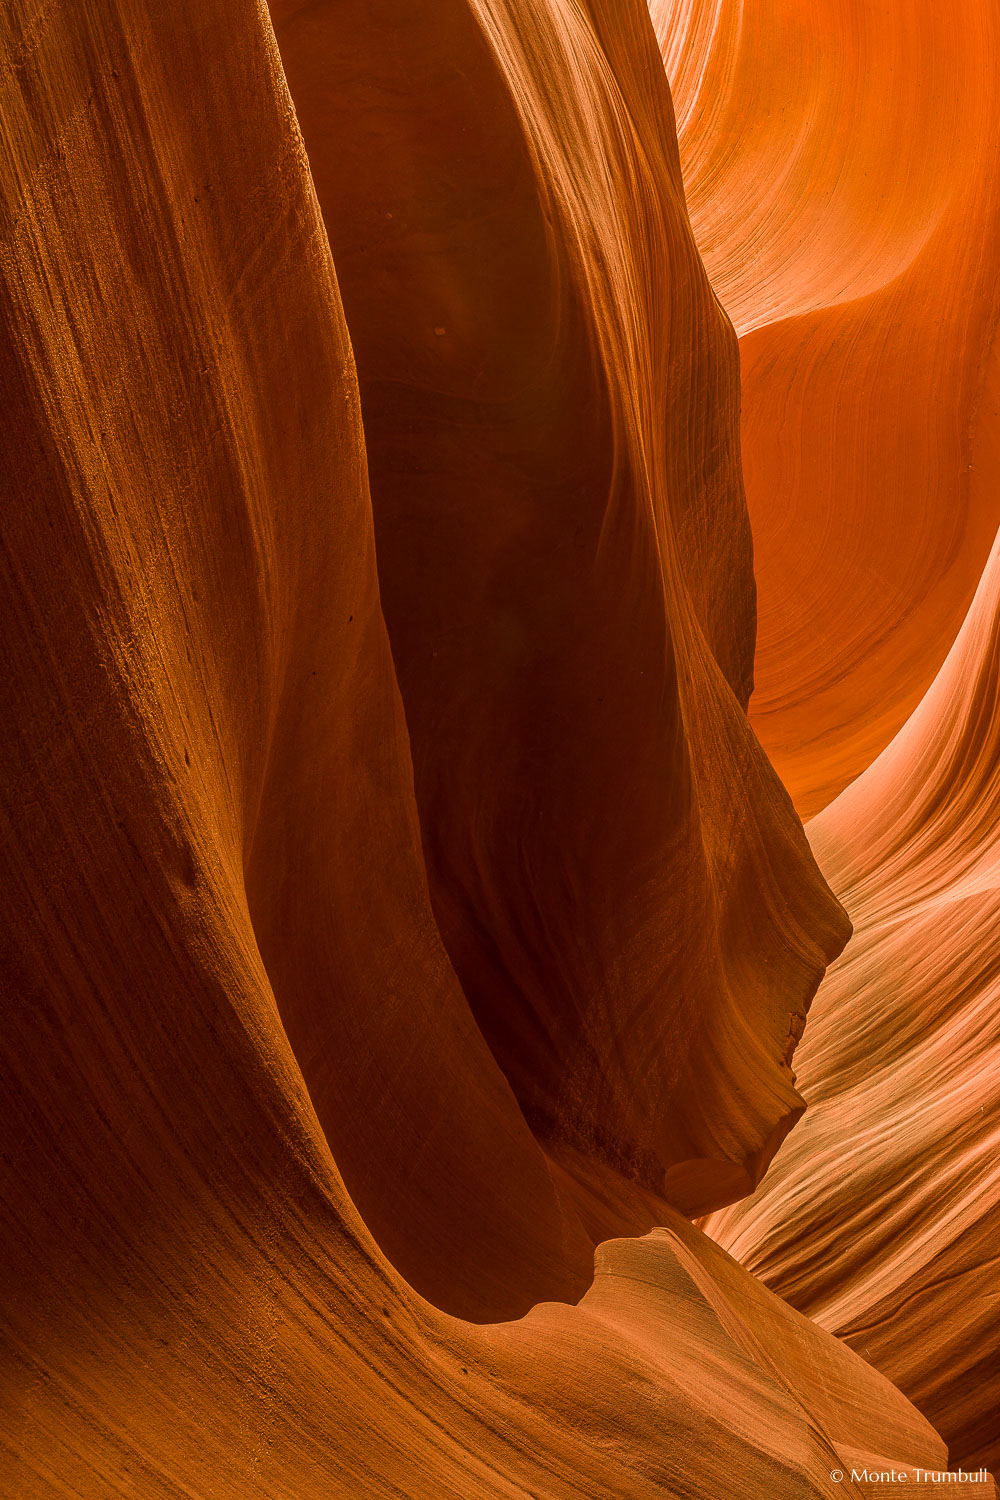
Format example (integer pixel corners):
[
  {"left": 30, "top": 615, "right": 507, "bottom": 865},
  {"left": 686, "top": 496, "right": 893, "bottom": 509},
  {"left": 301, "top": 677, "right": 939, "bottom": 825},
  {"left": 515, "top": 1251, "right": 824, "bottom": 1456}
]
[{"left": 0, "top": 1, "right": 995, "bottom": 1496}]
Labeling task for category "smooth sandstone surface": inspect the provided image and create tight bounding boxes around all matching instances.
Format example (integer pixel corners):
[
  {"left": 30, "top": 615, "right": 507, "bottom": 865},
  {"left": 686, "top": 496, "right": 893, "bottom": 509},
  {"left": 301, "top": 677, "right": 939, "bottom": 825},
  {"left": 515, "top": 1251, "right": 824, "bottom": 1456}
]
[
  {"left": 0, "top": 0, "right": 992, "bottom": 1496},
  {"left": 707, "top": 527, "right": 1000, "bottom": 1472},
  {"left": 269, "top": 0, "right": 848, "bottom": 1234},
  {"left": 653, "top": 0, "right": 1000, "bottom": 815},
  {"left": 657, "top": 3, "right": 1000, "bottom": 1469}
]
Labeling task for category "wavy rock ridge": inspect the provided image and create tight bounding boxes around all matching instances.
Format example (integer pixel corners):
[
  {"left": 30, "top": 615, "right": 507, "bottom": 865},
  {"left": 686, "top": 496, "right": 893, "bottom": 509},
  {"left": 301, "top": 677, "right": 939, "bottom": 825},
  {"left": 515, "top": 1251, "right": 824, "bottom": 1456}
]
[
  {"left": 654, "top": 0, "right": 1000, "bottom": 816},
  {"left": 707, "top": 524, "right": 1000, "bottom": 1473},
  {"left": 269, "top": 0, "right": 848, "bottom": 1253},
  {"left": 647, "top": 0, "right": 1000, "bottom": 1471},
  {"left": 0, "top": 0, "right": 992, "bottom": 1496}
]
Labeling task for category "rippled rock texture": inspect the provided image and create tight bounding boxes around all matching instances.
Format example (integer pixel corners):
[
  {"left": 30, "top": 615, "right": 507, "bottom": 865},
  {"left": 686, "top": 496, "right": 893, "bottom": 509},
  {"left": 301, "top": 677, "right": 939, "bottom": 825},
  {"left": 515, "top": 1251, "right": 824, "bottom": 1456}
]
[
  {"left": 706, "top": 528, "right": 1000, "bottom": 1474},
  {"left": 0, "top": 0, "right": 995, "bottom": 1496},
  {"left": 654, "top": 0, "right": 1000, "bottom": 817}
]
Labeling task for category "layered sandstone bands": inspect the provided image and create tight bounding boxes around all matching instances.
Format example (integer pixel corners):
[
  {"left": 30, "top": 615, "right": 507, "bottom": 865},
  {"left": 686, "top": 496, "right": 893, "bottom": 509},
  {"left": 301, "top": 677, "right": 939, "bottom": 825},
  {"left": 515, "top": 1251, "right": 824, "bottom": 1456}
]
[
  {"left": 652, "top": 1, "right": 1000, "bottom": 1468},
  {"left": 0, "top": 0, "right": 991, "bottom": 1496},
  {"left": 654, "top": 0, "right": 1000, "bottom": 816},
  {"left": 707, "top": 526, "right": 1000, "bottom": 1474},
  {"left": 268, "top": 0, "right": 848, "bottom": 1245}
]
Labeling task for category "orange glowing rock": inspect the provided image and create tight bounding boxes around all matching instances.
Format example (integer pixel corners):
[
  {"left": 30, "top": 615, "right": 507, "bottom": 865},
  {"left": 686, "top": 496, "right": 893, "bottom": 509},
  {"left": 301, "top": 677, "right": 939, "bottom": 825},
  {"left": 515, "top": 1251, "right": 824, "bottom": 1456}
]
[
  {"left": 0, "top": 0, "right": 991, "bottom": 1494},
  {"left": 707, "top": 526, "right": 1000, "bottom": 1473},
  {"left": 654, "top": 0, "right": 1000, "bottom": 817}
]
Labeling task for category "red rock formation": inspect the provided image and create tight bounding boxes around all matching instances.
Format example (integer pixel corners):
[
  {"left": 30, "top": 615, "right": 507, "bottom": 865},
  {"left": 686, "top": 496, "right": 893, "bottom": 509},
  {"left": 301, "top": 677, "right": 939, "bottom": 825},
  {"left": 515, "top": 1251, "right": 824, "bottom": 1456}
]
[
  {"left": 1, "top": 0, "right": 988, "bottom": 1495},
  {"left": 653, "top": 0, "right": 1000, "bottom": 816},
  {"left": 706, "top": 525, "right": 1000, "bottom": 1471},
  {"left": 269, "top": 0, "right": 848, "bottom": 1234}
]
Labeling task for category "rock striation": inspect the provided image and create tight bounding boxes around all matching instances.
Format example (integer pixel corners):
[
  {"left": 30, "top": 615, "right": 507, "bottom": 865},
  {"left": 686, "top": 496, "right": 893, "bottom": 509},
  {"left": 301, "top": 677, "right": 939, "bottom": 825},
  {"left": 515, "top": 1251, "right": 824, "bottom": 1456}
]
[
  {"left": 0, "top": 0, "right": 991, "bottom": 1495},
  {"left": 707, "top": 525, "right": 1000, "bottom": 1474},
  {"left": 653, "top": 0, "right": 1000, "bottom": 815}
]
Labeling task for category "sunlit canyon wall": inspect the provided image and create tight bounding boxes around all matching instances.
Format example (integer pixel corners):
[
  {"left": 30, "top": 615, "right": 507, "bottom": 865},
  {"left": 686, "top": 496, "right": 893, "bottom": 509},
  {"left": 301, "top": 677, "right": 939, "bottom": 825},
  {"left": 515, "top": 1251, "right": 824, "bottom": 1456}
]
[{"left": 0, "top": 1, "right": 995, "bottom": 1495}]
